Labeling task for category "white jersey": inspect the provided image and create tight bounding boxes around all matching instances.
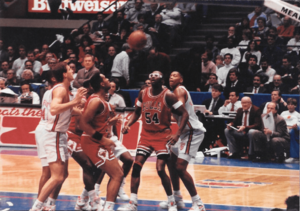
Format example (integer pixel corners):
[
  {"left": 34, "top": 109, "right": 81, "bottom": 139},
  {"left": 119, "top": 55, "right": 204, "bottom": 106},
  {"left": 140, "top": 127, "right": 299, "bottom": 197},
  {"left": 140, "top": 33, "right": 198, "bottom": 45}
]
[
  {"left": 173, "top": 86, "right": 206, "bottom": 133},
  {"left": 38, "top": 90, "right": 51, "bottom": 127},
  {"left": 45, "top": 84, "right": 72, "bottom": 132}
]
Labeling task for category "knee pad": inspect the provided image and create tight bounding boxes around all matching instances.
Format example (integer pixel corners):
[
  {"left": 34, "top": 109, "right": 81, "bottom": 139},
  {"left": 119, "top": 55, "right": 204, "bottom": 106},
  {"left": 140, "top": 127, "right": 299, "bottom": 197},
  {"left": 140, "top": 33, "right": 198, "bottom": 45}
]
[{"left": 131, "top": 163, "right": 142, "bottom": 178}]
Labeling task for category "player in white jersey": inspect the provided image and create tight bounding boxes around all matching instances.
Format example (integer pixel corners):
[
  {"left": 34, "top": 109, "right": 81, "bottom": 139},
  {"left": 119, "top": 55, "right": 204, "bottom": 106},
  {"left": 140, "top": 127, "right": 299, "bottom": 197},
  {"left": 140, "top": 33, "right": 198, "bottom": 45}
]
[
  {"left": 160, "top": 71, "right": 206, "bottom": 211},
  {"left": 31, "top": 62, "right": 87, "bottom": 211}
]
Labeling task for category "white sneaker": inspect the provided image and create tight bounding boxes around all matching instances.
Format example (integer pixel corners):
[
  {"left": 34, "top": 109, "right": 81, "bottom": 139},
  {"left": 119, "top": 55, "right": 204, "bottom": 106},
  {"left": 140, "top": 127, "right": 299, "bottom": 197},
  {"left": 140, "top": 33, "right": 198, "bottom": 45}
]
[
  {"left": 43, "top": 205, "right": 56, "bottom": 211},
  {"left": 75, "top": 196, "right": 91, "bottom": 211},
  {"left": 159, "top": 196, "right": 185, "bottom": 209},
  {"left": 188, "top": 201, "right": 206, "bottom": 211},
  {"left": 118, "top": 179, "right": 129, "bottom": 201},
  {"left": 117, "top": 201, "right": 137, "bottom": 211},
  {"left": 285, "top": 157, "right": 299, "bottom": 163},
  {"left": 168, "top": 201, "right": 177, "bottom": 211},
  {"left": 90, "top": 197, "right": 102, "bottom": 211}
]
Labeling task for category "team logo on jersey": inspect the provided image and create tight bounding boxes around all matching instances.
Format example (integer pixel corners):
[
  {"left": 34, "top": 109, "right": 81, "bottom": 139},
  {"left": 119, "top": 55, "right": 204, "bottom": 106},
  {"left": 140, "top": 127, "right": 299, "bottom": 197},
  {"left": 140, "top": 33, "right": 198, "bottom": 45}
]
[
  {"left": 98, "top": 148, "right": 108, "bottom": 159},
  {"left": 196, "top": 179, "right": 272, "bottom": 189},
  {"left": 180, "top": 142, "right": 185, "bottom": 150}
]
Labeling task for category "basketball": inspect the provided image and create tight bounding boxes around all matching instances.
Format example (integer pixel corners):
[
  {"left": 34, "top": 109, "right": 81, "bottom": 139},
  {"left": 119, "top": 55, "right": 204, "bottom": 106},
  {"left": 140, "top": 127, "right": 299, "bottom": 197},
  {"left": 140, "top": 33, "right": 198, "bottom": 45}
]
[{"left": 127, "top": 31, "right": 147, "bottom": 50}]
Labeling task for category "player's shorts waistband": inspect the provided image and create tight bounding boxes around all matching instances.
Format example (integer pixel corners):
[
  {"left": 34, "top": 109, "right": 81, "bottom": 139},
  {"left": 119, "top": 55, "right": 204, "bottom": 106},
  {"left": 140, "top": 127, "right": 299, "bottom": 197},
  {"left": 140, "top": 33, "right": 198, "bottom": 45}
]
[{"left": 143, "top": 128, "right": 171, "bottom": 133}]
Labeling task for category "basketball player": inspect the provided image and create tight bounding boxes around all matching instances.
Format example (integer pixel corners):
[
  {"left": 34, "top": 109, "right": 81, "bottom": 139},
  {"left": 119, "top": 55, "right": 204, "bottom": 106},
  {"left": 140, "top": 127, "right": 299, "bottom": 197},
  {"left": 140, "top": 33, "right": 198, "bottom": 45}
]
[
  {"left": 159, "top": 71, "right": 206, "bottom": 211},
  {"left": 118, "top": 71, "right": 189, "bottom": 211},
  {"left": 80, "top": 73, "right": 124, "bottom": 211},
  {"left": 30, "top": 62, "right": 87, "bottom": 211}
]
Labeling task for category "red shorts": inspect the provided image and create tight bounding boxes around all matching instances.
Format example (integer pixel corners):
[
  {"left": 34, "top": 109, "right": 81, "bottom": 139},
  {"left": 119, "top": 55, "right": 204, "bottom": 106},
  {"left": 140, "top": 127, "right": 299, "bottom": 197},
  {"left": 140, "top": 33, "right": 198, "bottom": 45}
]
[
  {"left": 67, "top": 132, "right": 82, "bottom": 156},
  {"left": 81, "top": 135, "right": 115, "bottom": 168},
  {"left": 137, "top": 129, "right": 171, "bottom": 157}
]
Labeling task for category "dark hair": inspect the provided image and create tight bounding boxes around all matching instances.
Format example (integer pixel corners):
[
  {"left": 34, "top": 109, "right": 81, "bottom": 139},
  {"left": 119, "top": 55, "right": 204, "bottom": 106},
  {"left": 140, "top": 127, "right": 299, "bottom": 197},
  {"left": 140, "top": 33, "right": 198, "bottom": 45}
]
[
  {"left": 212, "top": 84, "right": 223, "bottom": 92},
  {"left": 260, "top": 56, "right": 268, "bottom": 64},
  {"left": 282, "top": 54, "right": 292, "bottom": 63},
  {"left": 205, "top": 34, "right": 215, "bottom": 42},
  {"left": 224, "top": 53, "right": 233, "bottom": 60},
  {"left": 1, "top": 60, "right": 8, "bottom": 65},
  {"left": 137, "top": 14, "right": 145, "bottom": 21},
  {"left": 228, "top": 68, "right": 239, "bottom": 78},
  {"left": 248, "top": 54, "right": 258, "bottom": 63},
  {"left": 287, "top": 98, "right": 297, "bottom": 106},
  {"left": 51, "top": 62, "right": 68, "bottom": 83},
  {"left": 257, "top": 17, "right": 266, "bottom": 26},
  {"left": 240, "top": 16, "right": 249, "bottom": 27},
  {"left": 229, "top": 88, "right": 239, "bottom": 97},
  {"left": 206, "top": 52, "right": 213, "bottom": 61},
  {"left": 25, "top": 60, "right": 33, "bottom": 66},
  {"left": 96, "top": 12, "right": 103, "bottom": 16},
  {"left": 82, "top": 23, "right": 91, "bottom": 30},
  {"left": 272, "top": 89, "right": 282, "bottom": 97},
  {"left": 68, "top": 60, "right": 76, "bottom": 66},
  {"left": 285, "top": 195, "right": 299, "bottom": 210},
  {"left": 27, "top": 51, "right": 34, "bottom": 56},
  {"left": 294, "top": 27, "right": 300, "bottom": 36},
  {"left": 267, "top": 34, "right": 276, "bottom": 40},
  {"left": 246, "top": 40, "right": 259, "bottom": 51},
  {"left": 19, "top": 45, "right": 26, "bottom": 50},
  {"left": 110, "top": 77, "right": 120, "bottom": 90},
  {"left": 20, "top": 80, "right": 33, "bottom": 93},
  {"left": 209, "top": 73, "right": 218, "bottom": 80},
  {"left": 89, "top": 73, "right": 103, "bottom": 92},
  {"left": 80, "top": 35, "right": 93, "bottom": 47},
  {"left": 253, "top": 74, "right": 262, "bottom": 81}
]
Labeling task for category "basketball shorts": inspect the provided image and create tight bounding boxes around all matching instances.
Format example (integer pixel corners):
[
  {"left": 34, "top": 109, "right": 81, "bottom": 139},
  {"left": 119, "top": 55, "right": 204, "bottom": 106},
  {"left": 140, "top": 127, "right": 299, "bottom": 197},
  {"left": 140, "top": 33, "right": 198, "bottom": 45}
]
[
  {"left": 67, "top": 131, "right": 82, "bottom": 156},
  {"left": 44, "top": 131, "right": 69, "bottom": 163},
  {"left": 35, "top": 124, "right": 48, "bottom": 167},
  {"left": 137, "top": 129, "right": 172, "bottom": 158},
  {"left": 81, "top": 135, "right": 115, "bottom": 168},
  {"left": 171, "top": 129, "right": 204, "bottom": 162},
  {"left": 111, "top": 135, "right": 128, "bottom": 159}
]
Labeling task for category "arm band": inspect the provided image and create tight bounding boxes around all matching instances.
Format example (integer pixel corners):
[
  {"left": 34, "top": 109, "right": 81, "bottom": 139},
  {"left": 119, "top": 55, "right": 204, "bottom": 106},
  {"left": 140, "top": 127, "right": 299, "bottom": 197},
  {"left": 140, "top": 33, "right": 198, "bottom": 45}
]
[
  {"left": 172, "top": 101, "right": 183, "bottom": 109},
  {"left": 136, "top": 100, "right": 142, "bottom": 107},
  {"left": 92, "top": 131, "right": 103, "bottom": 140}
]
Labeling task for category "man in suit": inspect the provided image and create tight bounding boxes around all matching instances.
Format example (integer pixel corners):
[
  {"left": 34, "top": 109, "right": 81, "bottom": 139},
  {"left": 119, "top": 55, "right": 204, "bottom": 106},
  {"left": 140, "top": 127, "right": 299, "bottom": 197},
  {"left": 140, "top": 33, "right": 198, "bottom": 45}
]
[
  {"left": 144, "top": 3, "right": 163, "bottom": 26},
  {"left": 246, "top": 75, "right": 267, "bottom": 93},
  {"left": 73, "top": 54, "right": 100, "bottom": 88},
  {"left": 250, "top": 102, "right": 290, "bottom": 162},
  {"left": 225, "top": 96, "right": 262, "bottom": 159},
  {"left": 223, "top": 68, "right": 244, "bottom": 98},
  {"left": 109, "top": 11, "right": 131, "bottom": 35},
  {"left": 148, "top": 14, "right": 169, "bottom": 52},
  {"left": 91, "top": 12, "right": 109, "bottom": 33},
  {"left": 290, "top": 75, "right": 300, "bottom": 94},
  {"left": 260, "top": 90, "right": 288, "bottom": 114},
  {"left": 199, "top": 84, "right": 224, "bottom": 151},
  {"left": 265, "top": 74, "right": 290, "bottom": 94},
  {"left": 201, "top": 73, "right": 218, "bottom": 92}
]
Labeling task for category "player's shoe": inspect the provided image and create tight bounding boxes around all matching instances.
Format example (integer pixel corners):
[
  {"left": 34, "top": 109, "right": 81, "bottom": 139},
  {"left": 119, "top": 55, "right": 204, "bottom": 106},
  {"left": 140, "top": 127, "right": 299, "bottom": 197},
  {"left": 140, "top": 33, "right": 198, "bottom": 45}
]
[
  {"left": 29, "top": 209, "right": 42, "bottom": 211},
  {"left": 188, "top": 201, "right": 206, "bottom": 211},
  {"left": 90, "top": 197, "right": 102, "bottom": 211},
  {"left": 75, "top": 196, "right": 91, "bottom": 211},
  {"left": 117, "top": 200, "right": 137, "bottom": 211},
  {"left": 43, "top": 205, "right": 56, "bottom": 211},
  {"left": 168, "top": 201, "right": 177, "bottom": 211},
  {"left": 118, "top": 180, "right": 129, "bottom": 201},
  {"left": 159, "top": 195, "right": 185, "bottom": 209}
]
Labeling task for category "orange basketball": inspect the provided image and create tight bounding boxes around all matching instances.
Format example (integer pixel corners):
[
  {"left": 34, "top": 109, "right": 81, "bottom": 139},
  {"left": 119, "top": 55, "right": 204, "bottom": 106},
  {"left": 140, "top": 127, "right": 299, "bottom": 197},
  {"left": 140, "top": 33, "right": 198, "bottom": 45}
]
[{"left": 127, "top": 31, "right": 147, "bottom": 50}]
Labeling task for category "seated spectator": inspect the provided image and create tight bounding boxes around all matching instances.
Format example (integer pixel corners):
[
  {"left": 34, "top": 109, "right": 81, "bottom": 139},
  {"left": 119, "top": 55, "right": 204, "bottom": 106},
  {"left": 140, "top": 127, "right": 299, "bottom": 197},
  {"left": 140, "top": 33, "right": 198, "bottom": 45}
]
[
  {"left": 225, "top": 96, "right": 262, "bottom": 159},
  {"left": 41, "top": 58, "right": 57, "bottom": 82},
  {"left": 91, "top": 12, "right": 109, "bottom": 33},
  {"left": 73, "top": 54, "right": 100, "bottom": 88},
  {"left": 237, "top": 29, "right": 251, "bottom": 50},
  {"left": 235, "top": 17, "right": 250, "bottom": 42},
  {"left": 223, "top": 68, "right": 244, "bottom": 98},
  {"left": 20, "top": 69, "right": 35, "bottom": 83},
  {"left": 160, "top": 2, "right": 182, "bottom": 47},
  {"left": 5, "top": 69, "right": 19, "bottom": 86},
  {"left": 217, "top": 26, "right": 237, "bottom": 50},
  {"left": 200, "top": 84, "right": 225, "bottom": 151},
  {"left": 0, "top": 40, "right": 8, "bottom": 63},
  {"left": 108, "top": 81, "right": 126, "bottom": 107},
  {"left": 260, "top": 90, "right": 288, "bottom": 114},
  {"left": 239, "top": 55, "right": 260, "bottom": 88},
  {"left": 78, "top": 35, "right": 96, "bottom": 63},
  {"left": 220, "top": 37, "right": 241, "bottom": 67},
  {"left": 7, "top": 46, "right": 17, "bottom": 68},
  {"left": 0, "top": 77, "right": 18, "bottom": 103},
  {"left": 290, "top": 74, "right": 300, "bottom": 94},
  {"left": 176, "top": 3, "right": 196, "bottom": 34},
  {"left": 41, "top": 53, "right": 55, "bottom": 72},
  {"left": 201, "top": 51, "right": 217, "bottom": 86},
  {"left": 215, "top": 55, "right": 224, "bottom": 69},
  {"left": 102, "top": 45, "right": 117, "bottom": 79},
  {"left": 133, "top": 14, "right": 148, "bottom": 31},
  {"left": 218, "top": 89, "right": 242, "bottom": 115},
  {"left": 18, "top": 51, "right": 42, "bottom": 79},
  {"left": 135, "top": 23, "right": 152, "bottom": 51},
  {"left": 253, "top": 17, "right": 269, "bottom": 40},
  {"left": 241, "top": 40, "right": 262, "bottom": 64},
  {"left": 256, "top": 57, "right": 276, "bottom": 84},
  {"left": 264, "top": 74, "right": 290, "bottom": 94},
  {"left": 250, "top": 102, "right": 289, "bottom": 162},
  {"left": 268, "top": 12, "right": 283, "bottom": 28},
  {"left": 35, "top": 44, "right": 57, "bottom": 65},
  {"left": 60, "top": 35, "right": 77, "bottom": 60},
  {"left": 144, "top": 3, "right": 163, "bottom": 26},
  {"left": 144, "top": 79, "right": 151, "bottom": 87},
  {"left": 201, "top": 73, "right": 218, "bottom": 92},
  {"left": 148, "top": 14, "right": 169, "bottom": 52},
  {"left": 72, "top": 23, "right": 102, "bottom": 45},
  {"left": 0, "top": 60, "right": 9, "bottom": 78},
  {"left": 109, "top": 11, "right": 131, "bottom": 35},
  {"left": 246, "top": 75, "right": 267, "bottom": 93},
  {"left": 204, "top": 34, "right": 219, "bottom": 62},
  {"left": 126, "top": 0, "right": 147, "bottom": 24},
  {"left": 12, "top": 45, "right": 27, "bottom": 74},
  {"left": 110, "top": 77, "right": 132, "bottom": 107},
  {"left": 281, "top": 98, "right": 300, "bottom": 162},
  {"left": 64, "top": 53, "right": 81, "bottom": 71},
  {"left": 277, "top": 17, "right": 295, "bottom": 43},
  {"left": 217, "top": 53, "right": 234, "bottom": 87},
  {"left": 0, "top": 77, "right": 6, "bottom": 89},
  {"left": 287, "top": 27, "right": 300, "bottom": 55},
  {"left": 18, "top": 80, "right": 40, "bottom": 104},
  {"left": 278, "top": 55, "right": 298, "bottom": 87},
  {"left": 266, "top": 26, "right": 285, "bottom": 47},
  {"left": 248, "top": 5, "right": 267, "bottom": 28},
  {"left": 262, "top": 34, "right": 283, "bottom": 70}
]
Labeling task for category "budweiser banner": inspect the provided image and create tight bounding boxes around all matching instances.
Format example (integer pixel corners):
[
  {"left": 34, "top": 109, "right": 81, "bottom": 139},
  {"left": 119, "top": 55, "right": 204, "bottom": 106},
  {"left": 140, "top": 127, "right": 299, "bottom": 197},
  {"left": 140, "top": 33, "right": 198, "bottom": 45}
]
[
  {"left": 264, "top": 0, "right": 300, "bottom": 23},
  {"left": 28, "top": 0, "right": 127, "bottom": 14}
]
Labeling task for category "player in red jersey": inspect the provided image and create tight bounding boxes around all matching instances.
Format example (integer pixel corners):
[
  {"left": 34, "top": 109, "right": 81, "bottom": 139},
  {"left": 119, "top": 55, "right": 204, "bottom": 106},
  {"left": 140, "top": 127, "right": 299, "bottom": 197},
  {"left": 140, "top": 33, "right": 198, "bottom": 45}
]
[
  {"left": 80, "top": 73, "right": 124, "bottom": 211},
  {"left": 118, "top": 71, "right": 189, "bottom": 211}
]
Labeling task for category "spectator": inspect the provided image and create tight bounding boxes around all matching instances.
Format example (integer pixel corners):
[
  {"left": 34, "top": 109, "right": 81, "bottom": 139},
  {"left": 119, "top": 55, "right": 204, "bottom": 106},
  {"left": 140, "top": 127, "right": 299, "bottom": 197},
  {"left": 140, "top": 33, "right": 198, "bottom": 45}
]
[
  {"left": 110, "top": 78, "right": 132, "bottom": 107},
  {"left": 35, "top": 44, "right": 57, "bottom": 65},
  {"left": 111, "top": 43, "right": 132, "bottom": 89},
  {"left": 223, "top": 68, "right": 244, "bottom": 98},
  {"left": 73, "top": 54, "right": 100, "bottom": 88},
  {"left": 18, "top": 80, "right": 40, "bottom": 104},
  {"left": 109, "top": 11, "right": 131, "bottom": 35},
  {"left": 41, "top": 52, "right": 55, "bottom": 72},
  {"left": 215, "top": 55, "right": 224, "bottom": 69},
  {"left": 290, "top": 74, "right": 300, "bottom": 94},
  {"left": 241, "top": 40, "right": 262, "bottom": 64},
  {"left": 201, "top": 51, "right": 217, "bottom": 86},
  {"left": 12, "top": 45, "right": 27, "bottom": 74},
  {"left": 135, "top": 23, "right": 152, "bottom": 51},
  {"left": 144, "top": 3, "right": 163, "bottom": 26},
  {"left": 267, "top": 26, "right": 285, "bottom": 47},
  {"left": 246, "top": 75, "right": 267, "bottom": 93},
  {"left": 218, "top": 89, "right": 242, "bottom": 115},
  {"left": 217, "top": 53, "right": 234, "bottom": 87},
  {"left": 262, "top": 34, "right": 283, "bottom": 70},
  {"left": 108, "top": 81, "right": 126, "bottom": 107},
  {"left": 126, "top": 0, "right": 147, "bottom": 24},
  {"left": 148, "top": 14, "right": 169, "bottom": 52},
  {"left": 277, "top": 17, "right": 295, "bottom": 42},
  {"left": 7, "top": 46, "right": 17, "bottom": 68},
  {"left": 18, "top": 51, "right": 42, "bottom": 78},
  {"left": 281, "top": 98, "right": 300, "bottom": 163},
  {"left": 287, "top": 27, "right": 300, "bottom": 55},
  {"left": 78, "top": 35, "right": 96, "bottom": 63},
  {"left": 144, "top": 79, "right": 151, "bottom": 87},
  {"left": 133, "top": 14, "right": 148, "bottom": 31},
  {"left": 20, "top": 69, "right": 35, "bottom": 83},
  {"left": 253, "top": 17, "right": 269, "bottom": 40},
  {"left": 33, "top": 48, "right": 40, "bottom": 56},
  {"left": 5, "top": 69, "right": 19, "bottom": 86},
  {"left": 0, "top": 60, "right": 9, "bottom": 77},
  {"left": 41, "top": 57, "right": 57, "bottom": 81},
  {"left": 256, "top": 57, "right": 276, "bottom": 84},
  {"left": 176, "top": 3, "right": 196, "bottom": 34},
  {"left": 247, "top": 5, "right": 267, "bottom": 28},
  {"left": 0, "top": 39, "right": 8, "bottom": 63},
  {"left": 103, "top": 45, "right": 117, "bottom": 78},
  {"left": 201, "top": 73, "right": 218, "bottom": 92},
  {"left": 72, "top": 23, "right": 101, "bottom": 45},
  {"left": 160, "top": 2, "right": 182, "bottom": 47},
  {"left": 239, "top": 55, "right": 260, "bottom": 88},
  {"left": 91, "top": 12, "right": 109, "bottom": 33},
  {"left": 64, "top": 53, "right": 81, "bottom": 71},
  {"left": 0, "top": 77, "right": 6, "bottom": 89},
  {"left": 264, "top": 74, "right": 290, "bottom": 94},
  {"left": 220, "top": 37, "right": 241, "bottom": 67},
  {"left": 261, "top": 90, "right": 288, "bottom": 115},
  {"left": 204, "top": 34, "right": 219, "bottom": 62},
  {"left": 99, "top": 34, "right": 116, "bottom": 64},
  {"left": 237, "top": 29, "right": 251, "bottom": 50},
  {"left": 217, "top": 26, "right": 237, "bottom": 50},
  {"left": 225, "top": 96, "right": 262, "bottom": 159},
  {"left": 236, "top": 17, "right": 250, "bottom": 42},
  {"left": 278, "top": 55, "right": 298, "bottom": 87},
  {"left": 251, "top": 102, "right": 289, "bottom": 163}
]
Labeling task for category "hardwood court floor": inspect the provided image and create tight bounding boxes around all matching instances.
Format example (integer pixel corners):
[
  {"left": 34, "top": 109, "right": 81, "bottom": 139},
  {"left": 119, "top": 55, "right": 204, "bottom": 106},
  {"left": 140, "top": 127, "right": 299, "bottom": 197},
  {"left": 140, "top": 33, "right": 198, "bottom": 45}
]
[{"left": 0, "top": 148, "right": 299, "bottom": 210}]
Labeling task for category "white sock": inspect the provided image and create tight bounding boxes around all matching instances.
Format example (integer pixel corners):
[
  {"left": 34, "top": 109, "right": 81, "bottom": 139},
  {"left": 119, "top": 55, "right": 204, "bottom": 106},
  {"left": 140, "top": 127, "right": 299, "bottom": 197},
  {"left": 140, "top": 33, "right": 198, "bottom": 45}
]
[
  {"left": 173, "top": 190, "right": 181, "bottom": 196},
  {"left": 104, "top": 201, "right": 115, "bottom": 210},
  {"left": 88, "top": 190, "right": 96, "bottom": 202},
  {"left": 46, "top": 197, "right": 56, "bottom": 206},
  {"left": 167, "top": 195, "right": 175, "bottom": 202},
  {"left": 95, "top": 184, "right": 100, "bottom": 193},
  {"left": 32, "top": 199, "right": 44, "bottom": 210},
  {"left": 80, "top": 189, "right": 88, "bottom": 199},
  {"left": 130, "top": 193, "right": 138, "bottom": 203},
  {"left": 191, "top": 195, "right": 201, "bottom": 203}
]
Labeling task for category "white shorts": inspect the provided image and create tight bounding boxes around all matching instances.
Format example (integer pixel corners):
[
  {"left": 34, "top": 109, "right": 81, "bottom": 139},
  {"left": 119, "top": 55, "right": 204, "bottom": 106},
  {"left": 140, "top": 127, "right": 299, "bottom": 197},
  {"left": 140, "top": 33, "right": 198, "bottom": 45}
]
[
  {"left": 171, "top": 129, "right": 204, "bottom": 162},
  {"left": 44, "top": 131, "right": 69, "bottom": 163},
  {"left": 111, "top": 136, "right": 128, "bottom": 159},
  {"left": 35, "top": 124, "right": 47, "bottom": 159},
  {"left": 40, "top": 157, "right": 49, "bottom": 167}
]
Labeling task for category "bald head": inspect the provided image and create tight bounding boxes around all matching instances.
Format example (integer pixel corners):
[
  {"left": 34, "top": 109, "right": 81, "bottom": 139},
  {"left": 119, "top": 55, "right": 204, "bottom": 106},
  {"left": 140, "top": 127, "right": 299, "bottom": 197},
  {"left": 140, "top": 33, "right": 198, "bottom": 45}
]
[{"left": 241, "top": 96, "right": 252, "bottom": 110}]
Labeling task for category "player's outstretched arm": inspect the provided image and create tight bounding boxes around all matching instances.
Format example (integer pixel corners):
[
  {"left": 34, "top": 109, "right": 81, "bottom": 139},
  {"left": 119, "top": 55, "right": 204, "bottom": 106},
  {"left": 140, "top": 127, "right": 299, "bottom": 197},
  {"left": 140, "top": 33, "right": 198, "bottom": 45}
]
[{"left": 50, "top": 87, "right": 87, "bottom": 116}]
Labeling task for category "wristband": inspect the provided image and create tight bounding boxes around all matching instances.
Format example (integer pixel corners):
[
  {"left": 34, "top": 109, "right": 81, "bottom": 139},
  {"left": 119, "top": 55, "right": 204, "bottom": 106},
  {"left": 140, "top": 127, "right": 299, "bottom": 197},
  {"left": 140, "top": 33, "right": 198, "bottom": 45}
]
[
  {"left": 92, "top": 131, "right": 103, "bottom": 140},
  {"left": 172, "top": 101, "right": 183, "bottom": 109},
  {"left": 136, "top": 100, "right": 142, "bottom": 107}
]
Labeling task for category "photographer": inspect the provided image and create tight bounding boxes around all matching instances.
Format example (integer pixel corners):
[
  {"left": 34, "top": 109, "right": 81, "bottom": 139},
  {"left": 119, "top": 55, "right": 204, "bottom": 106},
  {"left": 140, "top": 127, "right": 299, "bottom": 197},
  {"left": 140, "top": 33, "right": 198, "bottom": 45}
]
[{"left": 18, "top": 81, "right": 40, "bottom": 104}]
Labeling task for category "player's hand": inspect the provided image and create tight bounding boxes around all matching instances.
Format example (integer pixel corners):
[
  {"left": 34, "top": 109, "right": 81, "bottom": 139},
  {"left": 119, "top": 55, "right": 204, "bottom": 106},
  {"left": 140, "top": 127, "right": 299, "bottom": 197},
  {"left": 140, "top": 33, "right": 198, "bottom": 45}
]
[
  {"left": 108, "top": 114, "right": 122, "bottom": 125},
  {"left": 74, "top": 87, "right": 87, "bottom": 104},
  {"left": 167, "top": 134, "right": 180, "bottom": 145},
  {"left": 122, "top": 125, "right": 130, "bottom": 134},
  {"left": 100, "top": 136, "right": 116, "bottom": 151},
  {"left": 237, "top": 126, "right": 246, "bottom": 132}
]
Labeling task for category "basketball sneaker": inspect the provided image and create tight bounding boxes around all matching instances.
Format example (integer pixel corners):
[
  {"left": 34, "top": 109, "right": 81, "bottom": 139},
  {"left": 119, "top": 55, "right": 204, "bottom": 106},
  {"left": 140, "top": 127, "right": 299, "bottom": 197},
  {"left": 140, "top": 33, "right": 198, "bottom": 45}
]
[
  {"left": 74, "top": 196, "right": 91, "bottom": 211},
  {"left": 90, "top": 197, "right": 102, "bottom": 211},
  {"left": 159, "top": 195, "right": 185, "bottom": 209},
  {"left": 118, "top": 179, "right": 129, "bottom": 201},
  {"left": 168, "top": 201, "right": 177, "bottom": 211},
  {"left": 43, "top": 205, "right": 56, "bottom": 211},
  {"left": 188, "top": 201, "right": 206, "bottom": 211},
  {"left": 116, "top": 200, "right": 137, "bottom": 211}
]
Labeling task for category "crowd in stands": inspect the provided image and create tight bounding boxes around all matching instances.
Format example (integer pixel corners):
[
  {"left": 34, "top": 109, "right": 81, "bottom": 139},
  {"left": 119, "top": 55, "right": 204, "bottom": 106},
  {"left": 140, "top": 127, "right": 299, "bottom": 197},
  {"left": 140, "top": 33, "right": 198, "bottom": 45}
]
[{"left": 0, "top": 1, "right": 299, "bottom": 162}]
